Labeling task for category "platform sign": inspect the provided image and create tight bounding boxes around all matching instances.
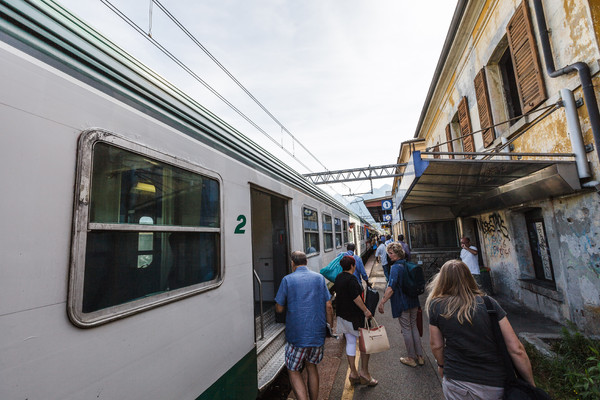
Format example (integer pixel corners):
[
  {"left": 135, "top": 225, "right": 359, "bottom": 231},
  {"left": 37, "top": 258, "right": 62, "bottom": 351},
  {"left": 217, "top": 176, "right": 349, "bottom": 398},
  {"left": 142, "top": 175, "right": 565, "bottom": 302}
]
[
  {"left": 382, "top": 200, "right": 392, "bottom": 210},
  {"left": 383, "top": 214, "right": 392, "bottom": 222}
]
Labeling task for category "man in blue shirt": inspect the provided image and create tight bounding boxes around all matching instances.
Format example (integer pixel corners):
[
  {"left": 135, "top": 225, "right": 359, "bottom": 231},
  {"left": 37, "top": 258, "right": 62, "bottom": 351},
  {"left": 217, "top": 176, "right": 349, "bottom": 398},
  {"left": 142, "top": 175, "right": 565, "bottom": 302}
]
[
  {"left": 275, "top": 251, "right": 333, "bottom": 400},
  {"left": 340, "top": 243, "right": 370, "bottom": 288}
]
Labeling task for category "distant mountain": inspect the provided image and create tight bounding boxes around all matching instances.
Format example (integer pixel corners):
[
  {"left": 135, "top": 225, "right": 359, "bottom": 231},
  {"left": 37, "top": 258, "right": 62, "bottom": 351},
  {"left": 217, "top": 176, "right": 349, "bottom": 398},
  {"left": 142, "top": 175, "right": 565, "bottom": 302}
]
[
  {"left": 362, "top": 183, "right": 392, "bottom": 200},
  {"left": 332, "top": 184, "right": 390, "bottom": 229}
]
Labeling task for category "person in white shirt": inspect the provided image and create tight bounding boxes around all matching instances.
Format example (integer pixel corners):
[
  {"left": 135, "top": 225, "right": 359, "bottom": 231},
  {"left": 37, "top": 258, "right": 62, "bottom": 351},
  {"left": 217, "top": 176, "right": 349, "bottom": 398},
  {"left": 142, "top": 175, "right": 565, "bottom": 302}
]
[
  {"left": 375, "top": 240, "right": 389, "bottom": 280},
  {"left": 460, "top": 237, "right": 482, "bottom": 286}
]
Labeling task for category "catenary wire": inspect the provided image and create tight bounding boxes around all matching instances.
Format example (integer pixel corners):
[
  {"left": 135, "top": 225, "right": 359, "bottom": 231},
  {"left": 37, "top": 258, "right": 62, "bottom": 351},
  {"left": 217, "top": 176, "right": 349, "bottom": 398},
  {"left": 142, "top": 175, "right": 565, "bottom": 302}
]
[
  {"left": 151, "top": 0, "right": 330, "bottom": 173},
  {"left": 102, "top": 0, "right": 365, "bottom": 200},
  {"left": 100, "top": 0, "right": 314, "bottom": 172}
]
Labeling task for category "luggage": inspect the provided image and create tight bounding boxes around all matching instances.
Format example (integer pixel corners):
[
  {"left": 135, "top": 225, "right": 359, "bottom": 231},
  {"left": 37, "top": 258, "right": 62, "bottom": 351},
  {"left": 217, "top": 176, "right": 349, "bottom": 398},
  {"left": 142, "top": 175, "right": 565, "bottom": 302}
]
[
  {"left": 364, "top": 286, "right": 379, "bottom": 315},
  {"left": 320, "top": 254, "right": 343, "bottom": 282}
]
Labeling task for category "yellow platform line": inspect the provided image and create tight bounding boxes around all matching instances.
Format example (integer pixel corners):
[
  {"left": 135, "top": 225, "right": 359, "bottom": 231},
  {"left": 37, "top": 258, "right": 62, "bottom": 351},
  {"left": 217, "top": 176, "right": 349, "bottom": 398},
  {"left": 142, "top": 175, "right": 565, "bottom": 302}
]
[{"left": 340, "top": 347, "right": 360, "bottom": 400}]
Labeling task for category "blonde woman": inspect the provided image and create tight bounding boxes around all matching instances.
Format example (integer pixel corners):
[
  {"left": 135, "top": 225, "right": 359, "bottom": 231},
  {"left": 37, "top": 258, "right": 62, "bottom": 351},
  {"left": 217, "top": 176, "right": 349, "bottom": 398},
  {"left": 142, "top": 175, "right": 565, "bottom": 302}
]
[
  {"left": 377, "top": 242, "right": 424, "bottom": 367},
  {"left": 426, "top": 260, "right": 535, "bottom": 400}
]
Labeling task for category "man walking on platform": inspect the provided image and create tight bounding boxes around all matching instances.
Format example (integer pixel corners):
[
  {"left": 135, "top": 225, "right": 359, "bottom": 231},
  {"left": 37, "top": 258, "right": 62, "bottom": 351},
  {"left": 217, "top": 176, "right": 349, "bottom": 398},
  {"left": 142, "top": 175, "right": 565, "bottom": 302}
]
[
  {"left": 375, "top": 240, "right": 388, "bottom": 279},
  {"left": 398, "top": 234, "right": 411, "bottom": 262},
  {"left": 340, "top": 243, "right": 370, "bottom": 288},
  {"left": 275, "top": 251, "right": 333, "bottom": 400}
]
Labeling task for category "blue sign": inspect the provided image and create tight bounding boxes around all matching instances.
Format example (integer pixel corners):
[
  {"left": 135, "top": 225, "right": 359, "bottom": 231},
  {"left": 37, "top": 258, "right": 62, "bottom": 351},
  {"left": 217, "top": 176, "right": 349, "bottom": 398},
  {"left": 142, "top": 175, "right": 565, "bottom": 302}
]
[
  {"left": 382, "top": 200, "right": 392, "bottom": 210},
  {"left": 383, "top": 214, "right": 392, "bottom": 222}
]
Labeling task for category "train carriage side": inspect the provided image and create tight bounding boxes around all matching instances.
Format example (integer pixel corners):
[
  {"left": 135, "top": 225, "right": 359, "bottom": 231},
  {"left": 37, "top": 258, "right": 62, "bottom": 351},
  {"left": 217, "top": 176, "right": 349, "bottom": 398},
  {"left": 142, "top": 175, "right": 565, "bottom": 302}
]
[{"left": 0, "top": 1, "right": 352, "bottom": 398}]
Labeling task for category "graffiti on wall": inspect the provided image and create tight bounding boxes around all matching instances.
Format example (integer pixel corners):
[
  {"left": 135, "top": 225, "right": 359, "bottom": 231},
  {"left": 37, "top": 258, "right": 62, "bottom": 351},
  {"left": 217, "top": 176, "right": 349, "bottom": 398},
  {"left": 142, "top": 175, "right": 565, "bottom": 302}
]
[
  {"left": 479, "top": 212, "right": 511, "bottom": 259},
  {"left": 479, "top": 212, "right": 510, "bottom": 240}
]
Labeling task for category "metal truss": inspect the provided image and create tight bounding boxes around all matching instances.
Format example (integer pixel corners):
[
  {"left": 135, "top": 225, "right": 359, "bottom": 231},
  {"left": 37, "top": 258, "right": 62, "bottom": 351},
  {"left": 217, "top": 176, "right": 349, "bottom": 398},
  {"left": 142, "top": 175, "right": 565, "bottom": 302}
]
[{"left": 303, "top": 163, "right": 406, "bottom": 184}]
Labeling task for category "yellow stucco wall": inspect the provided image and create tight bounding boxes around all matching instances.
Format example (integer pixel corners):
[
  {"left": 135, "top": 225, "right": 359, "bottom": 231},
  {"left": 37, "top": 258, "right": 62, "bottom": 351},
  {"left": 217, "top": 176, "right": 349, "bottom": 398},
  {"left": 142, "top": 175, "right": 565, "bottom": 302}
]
[{"left": 419, "top": 0, "right": 600, "bottom": 177}]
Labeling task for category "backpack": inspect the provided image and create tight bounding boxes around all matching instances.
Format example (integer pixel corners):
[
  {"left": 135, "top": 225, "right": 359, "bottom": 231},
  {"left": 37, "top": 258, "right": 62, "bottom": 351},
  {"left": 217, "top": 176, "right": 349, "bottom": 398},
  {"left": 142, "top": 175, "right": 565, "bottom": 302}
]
[
  {"left": 402, "top": 261, "right": 425, "bottom": 297},
  {"left": 320, "top": 254, "right": 343, "bottom": 282}
]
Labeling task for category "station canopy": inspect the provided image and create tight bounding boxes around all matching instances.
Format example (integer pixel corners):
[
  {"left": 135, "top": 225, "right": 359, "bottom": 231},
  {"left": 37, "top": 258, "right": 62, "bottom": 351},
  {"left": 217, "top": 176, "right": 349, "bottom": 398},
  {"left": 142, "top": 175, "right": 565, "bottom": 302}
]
[
  {"left": 363, "top": 196, "right": 393, "bottom": 223},
  {"left": 396, "top": 151, "right": 581, "bottom": 217}
]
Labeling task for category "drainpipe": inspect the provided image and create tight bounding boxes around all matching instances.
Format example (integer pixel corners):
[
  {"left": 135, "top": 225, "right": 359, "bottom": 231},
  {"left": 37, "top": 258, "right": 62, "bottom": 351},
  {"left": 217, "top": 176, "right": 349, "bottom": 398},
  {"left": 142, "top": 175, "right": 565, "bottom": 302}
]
[
  {"left": 561, "top": 88, "right": 592, "bottom": 179},
  {"left": 532, "top": 0, "right": 600, "bottom": 168}
]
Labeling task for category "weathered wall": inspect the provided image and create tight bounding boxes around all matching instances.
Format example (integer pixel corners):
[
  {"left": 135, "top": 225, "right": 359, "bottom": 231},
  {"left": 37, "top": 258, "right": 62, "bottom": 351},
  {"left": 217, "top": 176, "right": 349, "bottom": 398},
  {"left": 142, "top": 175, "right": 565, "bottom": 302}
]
[
  {"left": 552, "top": 193, "right": 600, "bottom": 333},
  {"left": 472, "top": 192, "right": 600, "bottom": 335}
]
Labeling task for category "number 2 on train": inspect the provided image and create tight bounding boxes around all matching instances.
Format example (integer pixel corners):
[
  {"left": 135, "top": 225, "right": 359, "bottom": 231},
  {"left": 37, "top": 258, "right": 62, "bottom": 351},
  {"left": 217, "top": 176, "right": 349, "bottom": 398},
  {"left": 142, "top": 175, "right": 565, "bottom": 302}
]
[{"left": 234, "top": 215, "right": 246, "bottom": 234}]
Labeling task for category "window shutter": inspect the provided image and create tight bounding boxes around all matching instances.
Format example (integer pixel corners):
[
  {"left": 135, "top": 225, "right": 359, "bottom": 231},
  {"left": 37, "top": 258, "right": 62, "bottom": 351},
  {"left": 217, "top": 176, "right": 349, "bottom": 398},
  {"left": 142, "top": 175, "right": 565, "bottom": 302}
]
[
  {"left": 433, "top": 143, "right": 440, "bottom": 159},
  {"left": 445, "top": 124, "right": 454, "bottom": 159},
  {"left": 474, "top": 68, "right": 495, "bottom": 147},
  {"left": 458, "top": 96, "right": 474, "bottom": 157},
  {"left": 506, "top": 1, "right": 546, "bottom": 114}
]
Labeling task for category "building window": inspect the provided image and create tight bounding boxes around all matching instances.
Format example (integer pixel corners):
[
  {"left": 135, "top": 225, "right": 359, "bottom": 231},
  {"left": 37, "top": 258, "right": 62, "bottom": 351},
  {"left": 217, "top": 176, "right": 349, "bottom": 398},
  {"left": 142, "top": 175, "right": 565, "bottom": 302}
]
[
  {"left": 303, "top": 207, "right": 320, "bottom": 255},
  {"left": 408, "top": 220, "right": 458, "bottom": 250},
  {"left": 499, "top": 48, "right": 522, "bottom": 123},
  {"left": 525, "top": 209, "right": 555, "bottom": 285},
  {"left": 486, "top": 0, "right": 546, "bottom": 135},
  {"left": 322, "top": 213, "right": 333, "bottom": 252},
  {"left": 69, "top": 131, "right": 222, "bottom": 327},
  {"left": 334, "top": 218, "right": 342, "bottom": 248},
  {"left": 343, "top": 220, "right": 349, "bottom": 245}
]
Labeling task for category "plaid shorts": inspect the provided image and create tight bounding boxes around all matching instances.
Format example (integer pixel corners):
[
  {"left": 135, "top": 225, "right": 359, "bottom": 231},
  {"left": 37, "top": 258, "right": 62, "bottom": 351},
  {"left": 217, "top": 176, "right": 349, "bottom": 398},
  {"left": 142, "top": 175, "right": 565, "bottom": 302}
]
[{"left": 284, "top": 343, "right": 324, "bottom": 371}]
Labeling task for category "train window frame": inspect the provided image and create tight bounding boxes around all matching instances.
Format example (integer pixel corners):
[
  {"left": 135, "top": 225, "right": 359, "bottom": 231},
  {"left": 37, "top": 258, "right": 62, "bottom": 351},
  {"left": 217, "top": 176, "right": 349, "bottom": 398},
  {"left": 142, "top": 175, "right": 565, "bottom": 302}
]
[
  {"left": 322, "top": 213, "right": 333, "bottom": 252},
  {"left": 68, "top": 130, "right": 224, "bottom": 328},
  {"left": 302, "top": 206, "right": 320, "bottom": 256},
  {"left": 342, "top": 220, "right": 349, "bottom": 245},
  {"left": 334, "top": 217, "right": 343, "bottom": 249}
]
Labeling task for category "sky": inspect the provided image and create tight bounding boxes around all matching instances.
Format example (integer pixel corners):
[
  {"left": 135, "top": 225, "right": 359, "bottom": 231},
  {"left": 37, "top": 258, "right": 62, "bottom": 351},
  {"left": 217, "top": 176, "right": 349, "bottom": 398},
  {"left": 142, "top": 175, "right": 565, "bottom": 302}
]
[{"left": 58, "top": 0, "right": 457, "bottom": 199}]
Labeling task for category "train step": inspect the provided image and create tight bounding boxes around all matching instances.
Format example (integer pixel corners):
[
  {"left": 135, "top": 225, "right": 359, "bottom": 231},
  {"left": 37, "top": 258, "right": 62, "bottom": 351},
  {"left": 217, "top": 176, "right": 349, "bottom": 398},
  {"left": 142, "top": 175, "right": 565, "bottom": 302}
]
[{"left": 256, "top": 308, "right": 286, "bottom": 391}]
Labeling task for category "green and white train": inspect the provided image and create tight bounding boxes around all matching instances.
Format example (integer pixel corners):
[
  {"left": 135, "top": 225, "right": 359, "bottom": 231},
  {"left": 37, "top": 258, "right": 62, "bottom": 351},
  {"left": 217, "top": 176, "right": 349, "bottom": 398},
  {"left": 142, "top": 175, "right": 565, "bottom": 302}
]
[{"left": 0, "top": 1, "right": 377, "bottom": 398}]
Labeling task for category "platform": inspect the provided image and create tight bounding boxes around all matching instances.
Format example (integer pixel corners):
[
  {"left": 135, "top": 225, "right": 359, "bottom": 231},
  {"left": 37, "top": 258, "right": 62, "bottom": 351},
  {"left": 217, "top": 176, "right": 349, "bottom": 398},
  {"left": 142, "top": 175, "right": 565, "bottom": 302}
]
[{"left": 281, "top": 254, "right": 565, "bottom": 399}]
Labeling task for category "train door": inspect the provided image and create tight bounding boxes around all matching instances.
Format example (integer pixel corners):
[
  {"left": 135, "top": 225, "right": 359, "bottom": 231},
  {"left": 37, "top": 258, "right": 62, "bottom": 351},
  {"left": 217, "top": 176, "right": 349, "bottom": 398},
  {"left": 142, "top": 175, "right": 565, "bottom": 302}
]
[{"left": 250, "top": 188, "right": 289, "bottom": 320}]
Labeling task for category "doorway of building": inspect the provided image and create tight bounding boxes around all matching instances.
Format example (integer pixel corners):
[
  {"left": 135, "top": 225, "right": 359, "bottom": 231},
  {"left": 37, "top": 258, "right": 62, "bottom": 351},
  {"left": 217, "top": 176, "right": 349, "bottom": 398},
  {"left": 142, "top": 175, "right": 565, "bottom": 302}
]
[{"left": 250, "top": 189, "right": 290, "bottom": 319}]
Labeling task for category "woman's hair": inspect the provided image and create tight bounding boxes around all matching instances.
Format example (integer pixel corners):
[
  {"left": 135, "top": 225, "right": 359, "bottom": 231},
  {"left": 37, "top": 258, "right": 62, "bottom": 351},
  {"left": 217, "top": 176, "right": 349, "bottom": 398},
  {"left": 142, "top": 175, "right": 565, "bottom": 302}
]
[
  {"left": 386, "top": 242, "right": 405, "bottom": 260},
  {"left": 340, "top": 255, "right": 356, "bottom": 271},
  {"left": 425, "top": 259, "right": 484, "bottom": 324}
]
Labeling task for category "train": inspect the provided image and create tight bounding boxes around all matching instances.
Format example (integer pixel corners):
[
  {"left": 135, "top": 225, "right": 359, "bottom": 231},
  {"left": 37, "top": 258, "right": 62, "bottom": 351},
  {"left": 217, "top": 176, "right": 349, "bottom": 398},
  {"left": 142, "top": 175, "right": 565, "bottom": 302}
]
[{"left": 0, "top": 1, "right": 379, "bottom": 398}]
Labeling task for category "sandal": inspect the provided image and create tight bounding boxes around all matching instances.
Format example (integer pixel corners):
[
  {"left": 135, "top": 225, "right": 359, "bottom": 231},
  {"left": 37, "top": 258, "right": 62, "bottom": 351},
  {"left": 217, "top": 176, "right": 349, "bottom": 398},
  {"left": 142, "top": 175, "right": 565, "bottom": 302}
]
[
  {"left": 417, "top": 356, "right": 425, "bottom": 366},
  {"left": 359, "top": 375, "right": 378, "bottom": 386},
  {"left": 400, "top": 357, "right": 417, "bottom": 367}
]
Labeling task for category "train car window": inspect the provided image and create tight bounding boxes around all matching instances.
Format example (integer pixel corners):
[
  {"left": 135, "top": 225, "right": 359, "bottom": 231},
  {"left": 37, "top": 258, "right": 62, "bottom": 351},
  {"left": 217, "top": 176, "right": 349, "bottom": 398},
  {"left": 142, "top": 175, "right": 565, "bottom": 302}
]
[
  {"left": 322, "top": 214, "right": 333, "bottom": 252},
  {"left": 302, "top": 207, "right": 320, "bottom": 255},
  {"left": 69, "top": 131, "right": 223, "bottom": 327},
  {"left": 343, "top": 220, "right": 349, "bottom": 245},
  {"left": 334, "top": 218, "right": 342, "bottom": 248}
]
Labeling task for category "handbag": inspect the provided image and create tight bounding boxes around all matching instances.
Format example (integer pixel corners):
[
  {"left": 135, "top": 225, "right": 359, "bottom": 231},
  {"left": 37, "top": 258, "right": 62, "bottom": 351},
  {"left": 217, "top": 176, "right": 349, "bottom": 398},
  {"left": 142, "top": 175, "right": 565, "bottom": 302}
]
[
  {"left": 416, "top": 306, "right": 423, "bottom": 337},
  {"left": 358, "top": 318, "right": 390, "bottom": 354},
  {"left": 319, "top": 254, "right": 343, "bottom": 282},
  {"left": 483, "top": 297, "right": 551, "bottom": 400},
  {"left": 364, "top": 286, "right": 379, "bottom": 316}
]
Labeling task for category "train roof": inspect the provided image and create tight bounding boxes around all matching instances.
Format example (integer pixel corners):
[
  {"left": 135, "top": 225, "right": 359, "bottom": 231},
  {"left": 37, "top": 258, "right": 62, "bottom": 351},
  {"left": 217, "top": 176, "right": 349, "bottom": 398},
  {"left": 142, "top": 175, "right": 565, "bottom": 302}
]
[{"left": 0, "top": 0, "right": 355, "bottom": 214}]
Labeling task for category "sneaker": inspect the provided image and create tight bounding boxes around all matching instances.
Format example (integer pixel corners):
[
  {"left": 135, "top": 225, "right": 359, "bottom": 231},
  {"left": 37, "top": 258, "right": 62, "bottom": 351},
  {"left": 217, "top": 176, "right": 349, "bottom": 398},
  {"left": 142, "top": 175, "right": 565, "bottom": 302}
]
[{"left": 400, "top": 357, "right": 417, "bottom": 367}]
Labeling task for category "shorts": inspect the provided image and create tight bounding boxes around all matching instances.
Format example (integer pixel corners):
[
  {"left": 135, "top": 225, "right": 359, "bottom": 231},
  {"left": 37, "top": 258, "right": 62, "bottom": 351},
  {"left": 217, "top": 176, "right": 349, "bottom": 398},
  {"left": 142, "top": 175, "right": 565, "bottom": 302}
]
[{"left": 284, "top": 343, "right": 324, "bottom": 371}]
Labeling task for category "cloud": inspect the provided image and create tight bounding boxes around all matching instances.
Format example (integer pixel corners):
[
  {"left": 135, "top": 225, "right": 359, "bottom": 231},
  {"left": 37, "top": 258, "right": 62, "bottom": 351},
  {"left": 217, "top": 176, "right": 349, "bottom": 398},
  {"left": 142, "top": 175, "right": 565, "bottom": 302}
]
[{"left": 58, "top": 0, "right": 456, "bottom": 195}]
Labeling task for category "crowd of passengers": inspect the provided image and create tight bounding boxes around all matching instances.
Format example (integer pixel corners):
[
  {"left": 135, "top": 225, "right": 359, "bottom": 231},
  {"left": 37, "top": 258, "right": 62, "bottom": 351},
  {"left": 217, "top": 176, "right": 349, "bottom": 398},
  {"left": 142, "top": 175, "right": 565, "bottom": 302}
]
[{"left": 274, "top": 235, "right": 537, "bottom": 400}]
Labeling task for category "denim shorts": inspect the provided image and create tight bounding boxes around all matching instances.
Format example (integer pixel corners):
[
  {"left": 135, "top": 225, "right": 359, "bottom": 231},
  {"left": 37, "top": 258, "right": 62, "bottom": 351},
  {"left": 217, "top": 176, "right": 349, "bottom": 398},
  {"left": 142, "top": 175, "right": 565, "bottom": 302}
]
[{"left": 284, "top": 343, "right": 324, "bottom": 371}]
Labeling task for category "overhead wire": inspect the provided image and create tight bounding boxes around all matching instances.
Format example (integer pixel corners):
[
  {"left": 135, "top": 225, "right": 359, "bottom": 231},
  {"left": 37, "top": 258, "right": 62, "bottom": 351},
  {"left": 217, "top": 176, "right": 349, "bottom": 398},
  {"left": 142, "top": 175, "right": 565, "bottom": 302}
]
[
  {"left": 102, "top": 0, "right": 361, "bottom": 198},
  {"left": 151, "top": 0, "right": 330, "bottom": 173},
  {"left": 100, "top": 0, "right": 314, "bottom": 172}
]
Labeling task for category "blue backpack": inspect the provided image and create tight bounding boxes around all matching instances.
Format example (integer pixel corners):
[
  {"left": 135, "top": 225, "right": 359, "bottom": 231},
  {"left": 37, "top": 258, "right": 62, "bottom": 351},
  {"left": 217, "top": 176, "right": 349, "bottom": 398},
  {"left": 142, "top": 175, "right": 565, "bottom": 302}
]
[
  {"left": 320, "top": 254, "right": 343, "bottom": 282},
  {"left": 402, "top": 261, "right": 426, "bottom": 297}
]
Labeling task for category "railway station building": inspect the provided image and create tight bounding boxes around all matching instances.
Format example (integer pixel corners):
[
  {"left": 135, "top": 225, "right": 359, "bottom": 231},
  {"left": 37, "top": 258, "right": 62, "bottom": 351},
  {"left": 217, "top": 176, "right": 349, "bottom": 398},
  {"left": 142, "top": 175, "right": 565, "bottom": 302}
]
[{"left": 392, "top": 0, "right": 600, "bottom": 335}]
